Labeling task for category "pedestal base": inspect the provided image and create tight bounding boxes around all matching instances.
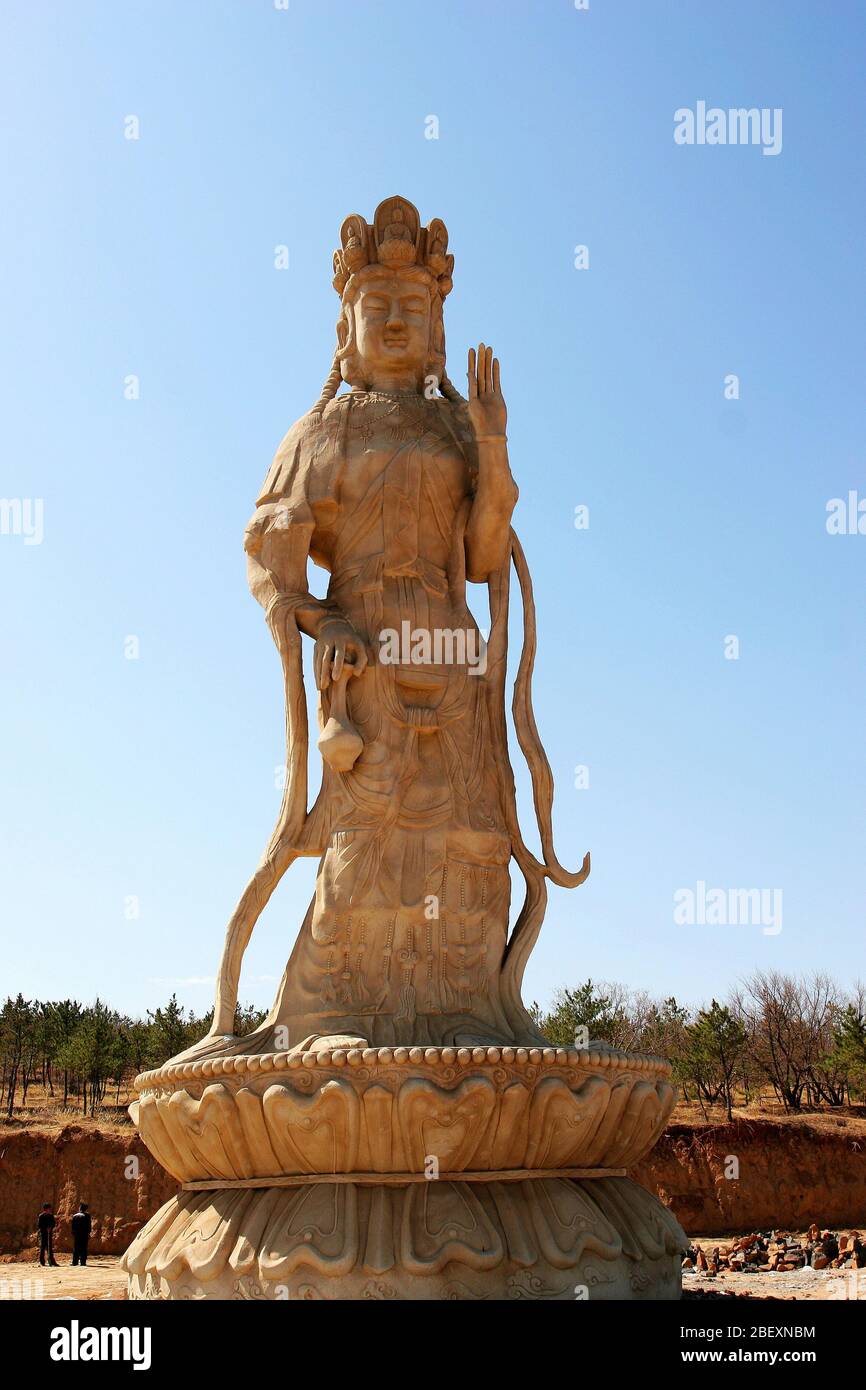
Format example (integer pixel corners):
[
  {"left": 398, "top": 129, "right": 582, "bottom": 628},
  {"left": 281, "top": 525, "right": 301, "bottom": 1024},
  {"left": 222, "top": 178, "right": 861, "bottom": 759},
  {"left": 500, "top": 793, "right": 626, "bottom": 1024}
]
[{"left": 123, "top": 1176, "right": 686, "bottom": 1301}]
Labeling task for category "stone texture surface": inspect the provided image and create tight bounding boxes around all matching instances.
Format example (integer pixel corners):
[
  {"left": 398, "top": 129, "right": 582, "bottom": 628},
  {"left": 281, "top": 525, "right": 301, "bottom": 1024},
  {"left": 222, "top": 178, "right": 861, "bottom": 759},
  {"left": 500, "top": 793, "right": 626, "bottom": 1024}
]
[
  {"left": 132, "top": 1046, "right": 675, "bottom": 1183},
  {"left": 125, "top": 1176, "right": 684, "bottom": 1302}
]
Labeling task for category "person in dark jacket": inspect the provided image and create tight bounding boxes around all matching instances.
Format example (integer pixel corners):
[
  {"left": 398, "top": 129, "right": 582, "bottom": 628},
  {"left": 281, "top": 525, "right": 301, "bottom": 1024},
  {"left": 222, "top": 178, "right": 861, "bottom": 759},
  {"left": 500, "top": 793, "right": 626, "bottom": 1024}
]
[
  {"left": 71, "top": 1202, "right": 92, "bottom": 1266},
  {"left": 37, "top": 1203, "right": 58, "bottom": 1266}
]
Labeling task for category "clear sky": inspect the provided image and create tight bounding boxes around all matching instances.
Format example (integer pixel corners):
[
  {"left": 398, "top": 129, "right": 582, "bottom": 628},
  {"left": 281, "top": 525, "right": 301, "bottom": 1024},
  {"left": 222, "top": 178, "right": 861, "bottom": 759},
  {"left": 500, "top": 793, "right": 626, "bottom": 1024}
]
[{"left": 2, "top": 0, "right": 864, "bottom": 1021}]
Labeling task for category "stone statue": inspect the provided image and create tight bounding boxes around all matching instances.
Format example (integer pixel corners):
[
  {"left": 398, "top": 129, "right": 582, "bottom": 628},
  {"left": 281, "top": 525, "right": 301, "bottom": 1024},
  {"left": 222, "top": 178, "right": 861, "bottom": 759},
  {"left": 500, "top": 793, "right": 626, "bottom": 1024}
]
[
  {"left": 123, "top": 199, "right": 686, "bottom": 1300},
  {"left": 201, "top": 195, "right": 589, "bottom": 1057}
]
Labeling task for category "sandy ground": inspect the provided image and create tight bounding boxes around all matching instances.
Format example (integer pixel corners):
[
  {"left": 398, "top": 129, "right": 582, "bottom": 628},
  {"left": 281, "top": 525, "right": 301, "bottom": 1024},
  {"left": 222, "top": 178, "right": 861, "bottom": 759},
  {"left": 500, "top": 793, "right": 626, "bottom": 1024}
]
[
  {"left": 669, "top": 1102, "right": 866, "bottom": 1135},
  {"left": 0, "top": 1254, "right": 862, "bottom": 1301},
  {"left": 0, "top": 1257, "right": 127, "bottom": 1301},
  {"left": 685, "top": 1265, "right": 863, "bottom": 1299}
]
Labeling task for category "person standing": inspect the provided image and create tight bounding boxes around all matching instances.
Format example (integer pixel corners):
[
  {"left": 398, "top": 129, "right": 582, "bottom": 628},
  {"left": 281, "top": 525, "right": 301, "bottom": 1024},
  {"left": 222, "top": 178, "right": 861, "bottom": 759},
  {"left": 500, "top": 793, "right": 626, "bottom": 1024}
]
[
  {"left": 70, "top": 1202, "right": 92, "bottom": 1266},
  {"left": 37, "top": 1203, "right": 57, "bottom": 1266}
]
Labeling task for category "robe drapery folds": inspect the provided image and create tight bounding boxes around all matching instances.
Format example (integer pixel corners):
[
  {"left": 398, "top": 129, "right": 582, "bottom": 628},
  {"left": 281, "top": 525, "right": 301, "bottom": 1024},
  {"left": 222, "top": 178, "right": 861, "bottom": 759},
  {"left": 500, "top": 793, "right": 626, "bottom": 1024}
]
[{"left": 212, "top": 390, "right": 588, "bottom": 1048}]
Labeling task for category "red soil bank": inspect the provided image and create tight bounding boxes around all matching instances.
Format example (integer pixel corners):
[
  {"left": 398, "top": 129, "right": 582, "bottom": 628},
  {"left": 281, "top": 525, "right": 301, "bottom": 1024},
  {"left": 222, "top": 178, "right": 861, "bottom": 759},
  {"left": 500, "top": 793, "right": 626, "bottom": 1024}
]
[
  {"left": 0, "top": 1126, "right": 176, "bottom": 1258},
  {"left": 632, "top": 1119, "right": 866, "bottom": 1235}
]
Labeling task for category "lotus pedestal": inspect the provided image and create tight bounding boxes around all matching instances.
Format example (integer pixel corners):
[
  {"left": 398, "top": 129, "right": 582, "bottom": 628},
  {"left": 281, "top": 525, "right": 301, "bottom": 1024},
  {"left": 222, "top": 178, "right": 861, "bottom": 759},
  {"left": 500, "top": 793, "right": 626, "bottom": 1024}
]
[{"left": 123, "top": 1044, "right": 687, "bottom": 1301}]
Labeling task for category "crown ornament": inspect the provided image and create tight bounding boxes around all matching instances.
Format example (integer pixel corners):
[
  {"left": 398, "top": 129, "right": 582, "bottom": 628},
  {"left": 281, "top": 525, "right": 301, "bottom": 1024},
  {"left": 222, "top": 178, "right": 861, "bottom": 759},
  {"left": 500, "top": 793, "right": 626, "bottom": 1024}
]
[{"left": 332, "top": 196, "right": 454, "bottom": 299}]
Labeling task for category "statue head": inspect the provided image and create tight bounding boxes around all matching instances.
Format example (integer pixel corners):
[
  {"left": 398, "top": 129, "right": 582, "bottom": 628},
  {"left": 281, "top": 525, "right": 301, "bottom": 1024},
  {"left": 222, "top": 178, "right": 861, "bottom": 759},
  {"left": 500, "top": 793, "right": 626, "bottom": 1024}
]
[{"left": 330, "top": 196, "right": 454, "bottom": 393}]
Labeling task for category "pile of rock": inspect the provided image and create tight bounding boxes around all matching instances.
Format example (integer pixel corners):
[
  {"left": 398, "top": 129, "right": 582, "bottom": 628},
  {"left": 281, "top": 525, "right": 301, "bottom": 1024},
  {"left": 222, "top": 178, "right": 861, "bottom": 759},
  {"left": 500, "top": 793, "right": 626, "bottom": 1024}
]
[{"left": 683, "top": 1226, "right": 865, "bottom": 1276}]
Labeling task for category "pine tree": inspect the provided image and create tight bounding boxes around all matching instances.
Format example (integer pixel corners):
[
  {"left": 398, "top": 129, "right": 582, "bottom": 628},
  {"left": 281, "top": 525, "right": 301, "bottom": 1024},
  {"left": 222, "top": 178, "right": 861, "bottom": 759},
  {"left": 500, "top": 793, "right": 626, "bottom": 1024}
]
[
  {"left": 536, "top": 980, "right": 625, "bottom": 1047},
  {"left": 685, "top": 1001, "right": 747, "bottom": 1120},
  {"left": 147, "top": 995, "right": 190, "bottom": 1065},
  {"left": 827, "top": 1006, "right": 866, "bottom": 1102}
]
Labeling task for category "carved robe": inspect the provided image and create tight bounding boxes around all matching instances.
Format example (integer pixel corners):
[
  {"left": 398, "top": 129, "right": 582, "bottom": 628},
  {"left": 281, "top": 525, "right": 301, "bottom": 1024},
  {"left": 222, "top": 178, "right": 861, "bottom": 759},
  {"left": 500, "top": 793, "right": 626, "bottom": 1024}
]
[{"left": 257, "top": 389, "right": 514, "bottom": 1046}]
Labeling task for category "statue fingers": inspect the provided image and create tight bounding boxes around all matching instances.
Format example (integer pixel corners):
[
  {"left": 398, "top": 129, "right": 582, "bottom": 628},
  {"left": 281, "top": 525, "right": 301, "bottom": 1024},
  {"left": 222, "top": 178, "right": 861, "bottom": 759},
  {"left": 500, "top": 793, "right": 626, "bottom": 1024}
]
[
  {"left": 484, "top": 345, "right": 494, "bottom": 395},
  {"left": 492, "top": 355, "right": 501, "bottom": 396},
  {"left": 316, "top": 642, "right": 332, "bottom": 690},
  {"left": 332, "top": 643, "right": 345, "bottom": 682},
  {"left": 467, "top": 346, "right": 477, "bottom": 398},
  {"left": 477, "top": 342, "right": 486, "bottom": 396}
]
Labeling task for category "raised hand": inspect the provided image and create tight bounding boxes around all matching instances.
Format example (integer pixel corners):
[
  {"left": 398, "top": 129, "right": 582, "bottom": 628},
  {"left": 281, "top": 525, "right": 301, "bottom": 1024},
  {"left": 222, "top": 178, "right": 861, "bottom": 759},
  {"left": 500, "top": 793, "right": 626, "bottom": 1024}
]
[{"left": 467, "top": 342, "right": 507, "bottom": 441}]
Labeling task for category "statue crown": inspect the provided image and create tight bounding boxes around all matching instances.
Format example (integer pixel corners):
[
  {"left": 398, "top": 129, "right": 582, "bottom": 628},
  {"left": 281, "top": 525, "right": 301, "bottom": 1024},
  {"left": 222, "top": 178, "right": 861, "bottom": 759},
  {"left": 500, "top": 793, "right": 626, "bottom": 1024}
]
[{"left": 332, "top": 196, "right": 454, "bottom": 299}]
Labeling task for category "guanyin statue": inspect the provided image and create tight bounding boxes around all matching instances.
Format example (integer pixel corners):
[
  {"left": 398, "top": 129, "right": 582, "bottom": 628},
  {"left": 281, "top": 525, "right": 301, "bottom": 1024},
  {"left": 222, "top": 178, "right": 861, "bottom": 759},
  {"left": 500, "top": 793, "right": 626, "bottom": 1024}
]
[{"left": 193, "top": 194, "right": 590, "bottom": 1058}]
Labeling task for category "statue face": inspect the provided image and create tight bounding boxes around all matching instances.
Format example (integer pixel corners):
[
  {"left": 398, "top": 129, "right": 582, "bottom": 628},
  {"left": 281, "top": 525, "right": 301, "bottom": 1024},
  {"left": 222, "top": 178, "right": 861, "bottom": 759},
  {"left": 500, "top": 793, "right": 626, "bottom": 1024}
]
[{"left": 352, "top": 274, "right": 431, "bottom": 383}]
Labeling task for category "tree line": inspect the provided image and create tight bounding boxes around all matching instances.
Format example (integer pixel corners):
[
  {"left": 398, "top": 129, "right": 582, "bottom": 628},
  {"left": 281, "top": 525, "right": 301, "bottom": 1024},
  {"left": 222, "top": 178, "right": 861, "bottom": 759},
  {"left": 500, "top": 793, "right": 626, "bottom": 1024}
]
[
  {"left": 532, "top": 970, "right": 866, "bottom": 1120},
  {"left": 2, "top": 970, "right": 865, "bottom": 1122},
  {"left": 0, "top": 995, "right": 266, "bottom": 1118}
]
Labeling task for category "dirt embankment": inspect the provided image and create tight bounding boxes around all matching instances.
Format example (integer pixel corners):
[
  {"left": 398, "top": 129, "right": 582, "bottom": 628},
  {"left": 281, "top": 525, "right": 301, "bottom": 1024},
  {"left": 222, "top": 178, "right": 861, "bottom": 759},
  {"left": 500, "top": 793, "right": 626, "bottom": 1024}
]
[
  {"left": 0, "top": 1126, "right": 177, "bottom": 1258},
  {"left": 632, "top": 1119, "right": 866, "bottom": 1235},
  {"left": 1, "top": 1116, "right": 865, "bottom": 1254}
]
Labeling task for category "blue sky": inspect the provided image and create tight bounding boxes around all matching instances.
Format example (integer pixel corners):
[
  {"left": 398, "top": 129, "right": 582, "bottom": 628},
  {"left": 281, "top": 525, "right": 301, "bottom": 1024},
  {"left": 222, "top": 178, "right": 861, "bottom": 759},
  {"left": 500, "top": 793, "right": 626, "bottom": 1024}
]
[{"left": 1, "top": 0, "right": 864, "bottom": 1020}]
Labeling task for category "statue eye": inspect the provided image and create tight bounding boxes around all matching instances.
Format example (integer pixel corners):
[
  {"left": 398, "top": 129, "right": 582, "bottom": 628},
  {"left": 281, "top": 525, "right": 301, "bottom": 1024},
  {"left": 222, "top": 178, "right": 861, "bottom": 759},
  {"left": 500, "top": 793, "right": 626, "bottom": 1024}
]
[
  {"left": 362, "top": 295, "right": 389, "bottom": 313},
  {"left": 402, "top": 297, "right": 425, "bottom": 314}
]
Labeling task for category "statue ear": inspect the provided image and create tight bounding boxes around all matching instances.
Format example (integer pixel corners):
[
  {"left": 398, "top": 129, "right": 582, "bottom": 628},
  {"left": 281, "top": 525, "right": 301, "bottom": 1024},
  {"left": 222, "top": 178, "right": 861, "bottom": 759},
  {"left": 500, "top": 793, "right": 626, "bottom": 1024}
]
[
  {"left": 428, "top": 296, "right": 445, "bottom": 367},
  {"left": 336, "top": 303, "right": 354, "bottom": 355}
]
